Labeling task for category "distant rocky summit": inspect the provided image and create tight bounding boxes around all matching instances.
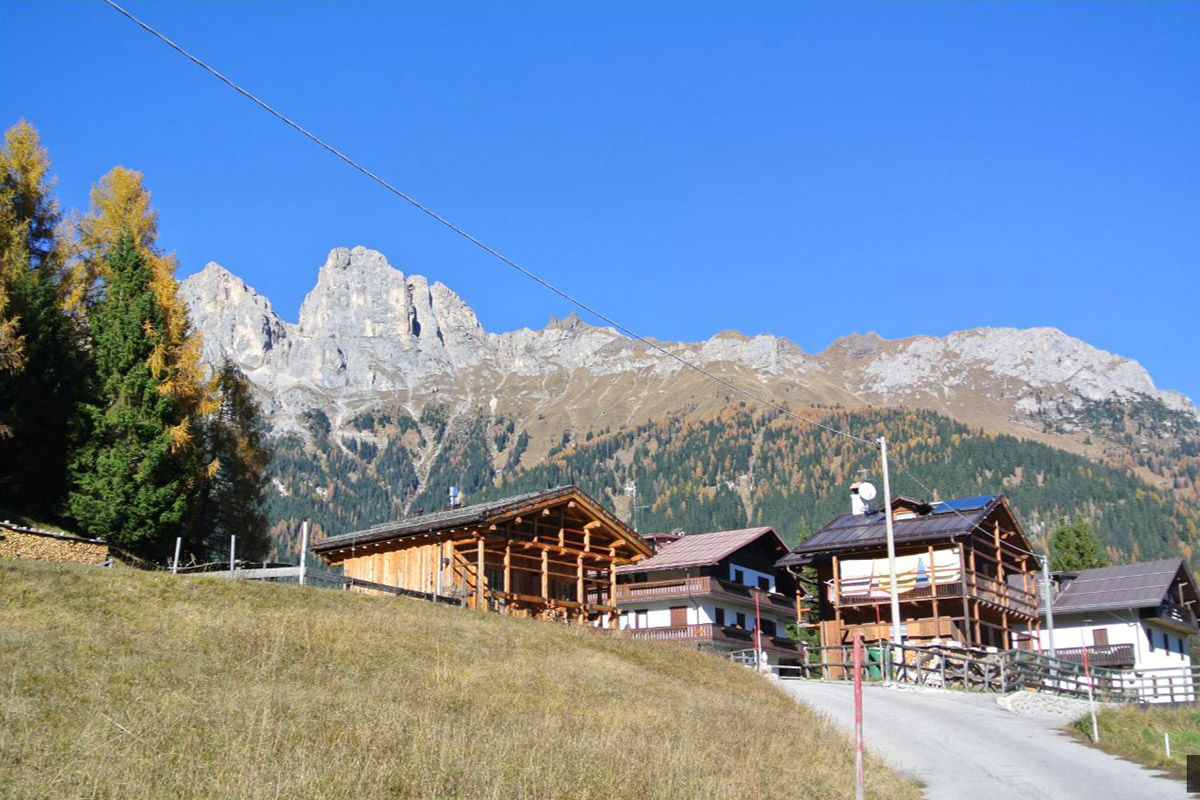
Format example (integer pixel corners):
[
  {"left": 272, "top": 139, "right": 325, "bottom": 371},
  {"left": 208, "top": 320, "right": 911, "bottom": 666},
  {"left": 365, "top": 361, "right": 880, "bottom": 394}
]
[{"left": 181, "top": 245, "right": 1196, "bottom": 449}]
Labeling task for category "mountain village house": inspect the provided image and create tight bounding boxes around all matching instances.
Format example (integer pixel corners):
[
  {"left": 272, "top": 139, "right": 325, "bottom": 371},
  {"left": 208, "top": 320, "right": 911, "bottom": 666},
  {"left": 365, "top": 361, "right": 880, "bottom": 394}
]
[
  {"left": 777, "top": 491, "right": 1041, "bottom": 652},
  {"left": 312, "top": 486, "right": 652, "bottom": 626},
  {"left": 615, "top": 527, "right": 801, "bottom": 666},
  {"left": 1033, "top": 558, "right": 1199, "bottom": 702}
]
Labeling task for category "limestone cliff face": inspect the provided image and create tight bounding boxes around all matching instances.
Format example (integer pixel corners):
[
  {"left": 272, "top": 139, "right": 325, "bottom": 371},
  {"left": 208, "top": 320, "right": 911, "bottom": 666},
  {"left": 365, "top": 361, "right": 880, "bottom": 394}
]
[{"left": 180, "top": 246, "right": 1197, "bottom": 447}]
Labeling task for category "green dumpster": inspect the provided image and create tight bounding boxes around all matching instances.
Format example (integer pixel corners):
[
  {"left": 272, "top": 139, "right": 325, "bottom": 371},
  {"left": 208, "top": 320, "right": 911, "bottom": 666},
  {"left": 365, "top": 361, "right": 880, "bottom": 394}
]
[{"left": 866, "top": 647, "right": 885, "bottom": 680}]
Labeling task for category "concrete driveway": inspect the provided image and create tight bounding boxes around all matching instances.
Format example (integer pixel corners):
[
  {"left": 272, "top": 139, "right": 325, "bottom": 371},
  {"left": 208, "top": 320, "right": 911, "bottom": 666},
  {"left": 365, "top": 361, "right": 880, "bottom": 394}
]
[{"left": 780, "top": 680, "right": 1187, "bottom": 800}]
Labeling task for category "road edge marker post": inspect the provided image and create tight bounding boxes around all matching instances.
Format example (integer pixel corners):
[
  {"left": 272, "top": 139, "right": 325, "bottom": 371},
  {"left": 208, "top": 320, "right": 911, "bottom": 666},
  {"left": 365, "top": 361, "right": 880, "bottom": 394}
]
[{"left": 854, "top": 632, "right": 865, "bottom": 800}]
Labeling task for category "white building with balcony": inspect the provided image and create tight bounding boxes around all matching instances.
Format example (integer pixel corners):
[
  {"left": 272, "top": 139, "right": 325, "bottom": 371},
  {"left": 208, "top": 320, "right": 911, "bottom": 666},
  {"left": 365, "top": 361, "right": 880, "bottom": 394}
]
[
  {"left": 1035, "top": 558, "right": 1199, "bottom": 702},
  {"left": 615, "top": 527, "right": 801, "bottom": 667}
]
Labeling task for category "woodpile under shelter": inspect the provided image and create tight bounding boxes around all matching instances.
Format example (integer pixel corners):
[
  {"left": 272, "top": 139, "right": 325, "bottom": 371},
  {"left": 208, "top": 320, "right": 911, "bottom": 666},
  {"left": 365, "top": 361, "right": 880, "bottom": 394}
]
[
  {"left": 313, "top": 486, "right": 653, "bottom": 626},
  {"left": 777, "top": 493, "right": 1040, "bottom": 650},
  {"left": 0, "top": 521, "right": 108, "bottom": 565}
]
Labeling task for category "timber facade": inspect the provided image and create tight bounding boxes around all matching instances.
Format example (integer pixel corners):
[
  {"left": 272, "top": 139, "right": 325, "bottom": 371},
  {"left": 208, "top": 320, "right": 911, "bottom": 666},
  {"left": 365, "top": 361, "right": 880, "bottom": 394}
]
[
  {"left": 777, "top": 494, "right": 1040, "bottom": 650},
  {"left": 313, "top": 486, "right": 653, "bottom": 627}
]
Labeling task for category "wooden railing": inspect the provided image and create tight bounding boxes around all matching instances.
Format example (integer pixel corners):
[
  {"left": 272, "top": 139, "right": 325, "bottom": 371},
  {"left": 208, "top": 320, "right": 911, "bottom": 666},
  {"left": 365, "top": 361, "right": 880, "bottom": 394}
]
[
  {"left": 624, "top": 623, "right": 800, "bottom": 654},
  {"left": 616, "top": 576, "right": 794, "bottom": 613},
  {"left": 1145, "top": 599, "right": 1199, "bottom": 633},
  {"left": 1053, "top": 644, "right": 1136, "bottom": 668},
  {"left": 835, "top": 571, "right": 1037, "bottom": 617},
  {"left": 778, "top": 641, "right": 1200, "bottom": 705}
]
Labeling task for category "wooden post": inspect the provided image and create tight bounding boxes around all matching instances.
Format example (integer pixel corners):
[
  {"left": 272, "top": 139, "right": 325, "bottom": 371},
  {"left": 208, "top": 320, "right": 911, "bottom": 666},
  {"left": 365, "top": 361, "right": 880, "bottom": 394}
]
[
  {"left": 832, "top": 555, "right": 843, "bottom": 644},
  {"left": 958, "top": 545, "right": 971, "bottom": 645},
  {"left": 609, "top": 565, "right": 618, "bottom": 628},
  {"left": 576, "top": 554, "right": 584, "bottom": 608},
  {"left": 928, "top": 544, "right": 940, "bottom": 637},
  {"left": 969, "top": 545, "right": 981, "bottom": 645},
  {"left": 476, "top": 537, "right": 485, "bottom": 611},
  {"left": 503, "top": 540, "right": 512, "bottom": 599},
  {"left": 541, "top": 548, "right": 550, "bottom": 601}
]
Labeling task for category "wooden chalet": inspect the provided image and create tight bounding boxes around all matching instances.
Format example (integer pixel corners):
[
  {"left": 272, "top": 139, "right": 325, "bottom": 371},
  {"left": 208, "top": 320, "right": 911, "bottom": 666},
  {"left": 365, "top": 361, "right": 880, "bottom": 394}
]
[
  {"left": 313, "top": 486, "right": 653, "bottom": 626},
  {"left": 777, "top": 493, "right": 1040, "bottom": 650}
]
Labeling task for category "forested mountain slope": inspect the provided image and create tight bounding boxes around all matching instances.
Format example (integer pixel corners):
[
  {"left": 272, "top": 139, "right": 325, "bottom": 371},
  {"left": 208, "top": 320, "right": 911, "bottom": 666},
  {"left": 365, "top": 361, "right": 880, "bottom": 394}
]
[{"left": 269, "top": 403, "right": 1199, "bottom": 567}]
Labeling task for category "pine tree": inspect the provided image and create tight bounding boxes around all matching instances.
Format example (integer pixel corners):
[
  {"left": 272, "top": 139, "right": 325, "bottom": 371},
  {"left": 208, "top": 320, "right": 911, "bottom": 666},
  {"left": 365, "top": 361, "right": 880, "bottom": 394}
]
[
  {"left": 188, "top": 360, "right": 273, "bottom": 561},
  {"left": 0, "top": 121, "right": 86, "bottom": 514},
  {"left": 67, "top": 235, "right": 192, "bottom": 556},
  {"left": 1049, "top": 515, "right": 1110, "bottom": 572}
]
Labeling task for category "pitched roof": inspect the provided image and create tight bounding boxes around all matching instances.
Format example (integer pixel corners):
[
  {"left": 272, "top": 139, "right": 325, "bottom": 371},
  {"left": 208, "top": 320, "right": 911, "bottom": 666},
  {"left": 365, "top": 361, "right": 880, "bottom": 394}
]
[
  {"left": 776, "top": 495, "right": 1003, "bottom": 567},
  {"left": 616, "top": 527, "right": 782, "bottom": 575},
  {"left": 313, "top": 485, "right": 649, "bottom": 555},
  {"left": 1050, "top": 558, "right": 1195, "bottom": 615}
]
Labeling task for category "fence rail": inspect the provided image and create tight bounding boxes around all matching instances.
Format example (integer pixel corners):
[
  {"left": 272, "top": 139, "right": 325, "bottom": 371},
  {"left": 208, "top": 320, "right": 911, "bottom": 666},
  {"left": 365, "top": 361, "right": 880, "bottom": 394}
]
[{"left": 778, "top": 642, "right": 1199, "bottom": 705}]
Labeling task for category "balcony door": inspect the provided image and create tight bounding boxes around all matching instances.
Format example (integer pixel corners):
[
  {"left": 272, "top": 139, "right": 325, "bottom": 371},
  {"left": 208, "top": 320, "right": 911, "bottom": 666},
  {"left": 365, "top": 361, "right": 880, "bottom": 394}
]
[{"left": 670, "top": 606, "right": 688, "bottom": 627}]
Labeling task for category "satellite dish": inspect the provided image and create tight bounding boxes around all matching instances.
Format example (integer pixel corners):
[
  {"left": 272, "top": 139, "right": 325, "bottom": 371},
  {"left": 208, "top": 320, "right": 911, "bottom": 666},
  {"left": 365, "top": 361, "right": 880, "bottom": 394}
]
[{"left": 857, "top": 481, "right": 878, "bottom": 502}]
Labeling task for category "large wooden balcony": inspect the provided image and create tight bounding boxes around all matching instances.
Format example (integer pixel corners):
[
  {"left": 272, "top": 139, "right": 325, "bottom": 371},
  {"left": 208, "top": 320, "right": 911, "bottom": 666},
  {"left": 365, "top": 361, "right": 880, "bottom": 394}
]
[
  {"left": 616, "top": 576, "right": 795, "bottom": 615},
  {"left": 624, "top": 623, "right": 801, "bottom": 656},
  {"left": 835, "top": 572, "right": 1038, "bottom": 618}
]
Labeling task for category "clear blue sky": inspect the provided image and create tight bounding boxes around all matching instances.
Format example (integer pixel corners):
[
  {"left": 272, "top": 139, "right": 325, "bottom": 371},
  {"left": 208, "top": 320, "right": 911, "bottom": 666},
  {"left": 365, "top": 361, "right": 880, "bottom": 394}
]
[{"left": 2, "top": 1, "right": 1197, "bottom": 402}]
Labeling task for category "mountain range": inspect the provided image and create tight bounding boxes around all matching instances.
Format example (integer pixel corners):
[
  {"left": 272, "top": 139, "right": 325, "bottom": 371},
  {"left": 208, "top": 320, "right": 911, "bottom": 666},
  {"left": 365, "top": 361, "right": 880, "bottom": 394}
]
[{"left": 180, "top": 246, "right": 1200, "bottom": 561}]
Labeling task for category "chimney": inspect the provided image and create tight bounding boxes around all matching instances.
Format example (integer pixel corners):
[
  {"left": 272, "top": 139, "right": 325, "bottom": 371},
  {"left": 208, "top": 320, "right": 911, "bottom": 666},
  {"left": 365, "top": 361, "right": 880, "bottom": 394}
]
[
  {"left": 850, "top": 481, "right": 877, "bottom": 516},
  {"left": 448, "top": 486, "right": 461, "bottom": 509}
]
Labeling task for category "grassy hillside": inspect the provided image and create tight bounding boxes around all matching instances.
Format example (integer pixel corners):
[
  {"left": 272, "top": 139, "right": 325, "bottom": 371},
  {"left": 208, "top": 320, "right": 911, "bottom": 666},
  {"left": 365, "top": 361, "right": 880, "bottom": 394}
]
[
  {"left": 268, "top": 403, "right": 1200, "bottom": 566},
  {"left": 0, "top": 560, "right": 919, "bottom": 800},
  {"left": 1071, "top": 705, "right": 1200, "bottom": 778}
]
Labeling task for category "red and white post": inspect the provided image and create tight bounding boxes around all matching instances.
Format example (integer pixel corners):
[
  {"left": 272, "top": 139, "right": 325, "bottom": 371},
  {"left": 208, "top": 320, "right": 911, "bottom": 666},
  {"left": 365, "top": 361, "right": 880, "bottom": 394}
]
[
  {"left": 1082, "top": 645, "right": 1100, "bottom": 742},
  {"left": 854, "top": 632, "right": 865, "bottom": 800}
]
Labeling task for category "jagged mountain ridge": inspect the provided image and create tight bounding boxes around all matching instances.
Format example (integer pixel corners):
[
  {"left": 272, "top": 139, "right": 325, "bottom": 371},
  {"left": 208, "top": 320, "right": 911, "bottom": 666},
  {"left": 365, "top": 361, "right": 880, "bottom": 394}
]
[
  {"left": 181, "top": 246, "right": 1200, "bottom": 563},
  {"left": 181, "top": 246, "right": 1198, "bottom": 477}
]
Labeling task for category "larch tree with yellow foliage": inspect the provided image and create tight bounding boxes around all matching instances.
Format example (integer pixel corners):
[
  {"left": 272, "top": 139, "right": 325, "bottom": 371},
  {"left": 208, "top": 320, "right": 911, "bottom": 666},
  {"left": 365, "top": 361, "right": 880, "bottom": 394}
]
[{"left": 63, "top": 166, "right": 217, "bottom": 549}]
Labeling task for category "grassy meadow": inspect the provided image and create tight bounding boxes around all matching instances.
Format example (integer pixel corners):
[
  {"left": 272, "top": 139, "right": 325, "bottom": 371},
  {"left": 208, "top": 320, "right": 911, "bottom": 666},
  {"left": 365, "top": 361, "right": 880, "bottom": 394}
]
[
  {"left": 1072, "top": 704, "right": 1200, "bottom": 778},
  {"left": 0, "top": 559, "right": 920, "bottom": 800}
]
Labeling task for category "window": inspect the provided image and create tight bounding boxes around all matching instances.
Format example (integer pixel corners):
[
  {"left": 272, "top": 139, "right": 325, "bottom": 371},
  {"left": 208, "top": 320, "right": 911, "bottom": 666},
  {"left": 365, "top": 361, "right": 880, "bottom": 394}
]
[
  {"left": 733, "top": 568, "right": 744, "bottom": 584},
  {"left": 1092, "top": 628, "right": 1109, "bottom": 647},
  {"left": 635, "top": 609, "right": 648, "bottom": 629},
  {"left": 714, "top": 607, "right": 726, "bottom": 626},
  {"left": 758, "top": 576, "right": 771, "bottom": 591},
  {"left": 1163, "top": 631, "right": 1170, "bottom": 651},
  {"left": 762, "top": 619, "right": 777, "bottom": 637},
  {"left": 736, "top": 612, "right": 747, "bottom": 629},
  {"left": 1147, "top": 627, "right": 1155, "bottom": 652}
]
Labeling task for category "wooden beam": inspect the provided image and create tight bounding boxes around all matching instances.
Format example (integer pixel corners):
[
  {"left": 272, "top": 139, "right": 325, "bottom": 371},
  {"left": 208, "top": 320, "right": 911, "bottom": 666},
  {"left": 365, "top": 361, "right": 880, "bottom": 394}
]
[
  {"left": 541, "top": 548, "right": 549, "bottom": 601},
  {"left": 504, "top": 540, "right": 512, "bottom": 601},
  {"left": 576, "top": 554, "right": 584, "bottom": 606}
]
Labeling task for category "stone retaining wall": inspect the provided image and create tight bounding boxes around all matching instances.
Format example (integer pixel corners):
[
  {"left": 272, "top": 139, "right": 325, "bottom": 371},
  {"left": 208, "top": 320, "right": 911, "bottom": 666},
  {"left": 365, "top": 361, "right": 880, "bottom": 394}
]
[{"left": 0, "top": 524, "right": 108, "bottom": 565}]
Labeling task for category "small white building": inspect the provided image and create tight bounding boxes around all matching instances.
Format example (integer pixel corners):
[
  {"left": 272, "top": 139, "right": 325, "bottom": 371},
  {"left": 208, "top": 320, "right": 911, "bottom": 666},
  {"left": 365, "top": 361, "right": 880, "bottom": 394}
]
[
  {"left": 1033, "top": 558, "right": 1199, "bottom": 703},
  {"left": 615, "top": 527, "right": 801, "bottom": 667}
]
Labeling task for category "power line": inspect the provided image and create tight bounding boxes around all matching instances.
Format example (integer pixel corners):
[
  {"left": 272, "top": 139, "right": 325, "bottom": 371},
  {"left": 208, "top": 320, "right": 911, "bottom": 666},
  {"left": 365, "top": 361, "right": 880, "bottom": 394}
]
[{"left": 102, "top": 0, "right": 877, "bottom": 449}]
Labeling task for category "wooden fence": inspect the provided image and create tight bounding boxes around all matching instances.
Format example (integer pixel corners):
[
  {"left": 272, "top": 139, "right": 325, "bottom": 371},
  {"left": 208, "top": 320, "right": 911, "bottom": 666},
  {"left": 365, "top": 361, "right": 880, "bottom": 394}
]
[{"left": 779, "top": 642, "right": 1200, "bottom": 705}]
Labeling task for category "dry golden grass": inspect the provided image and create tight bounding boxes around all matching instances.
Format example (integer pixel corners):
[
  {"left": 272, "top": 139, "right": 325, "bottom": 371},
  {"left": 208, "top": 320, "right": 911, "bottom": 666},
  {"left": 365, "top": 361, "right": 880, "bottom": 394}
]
[{"left": 0, "top": 559, "right": 920, "bottom": 800}]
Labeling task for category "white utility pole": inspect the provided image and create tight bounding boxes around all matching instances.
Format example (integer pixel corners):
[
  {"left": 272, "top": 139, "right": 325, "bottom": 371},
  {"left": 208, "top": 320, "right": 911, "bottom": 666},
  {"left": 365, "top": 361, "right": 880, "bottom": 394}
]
[
  {"left": 298, "top": 522, "right": 309, "bottom": 586},
  {"left": 229, "top": 535, "right": 236, "bottom": 575},
  {"left": 171, "top": 536, "right": 181, "bottom": 574},
  {"left": 878, "top": 436, "right": 903, "bottom": 647},
  {"left": 1042, "top": 554, "right": 1056, "bottom": 657}
]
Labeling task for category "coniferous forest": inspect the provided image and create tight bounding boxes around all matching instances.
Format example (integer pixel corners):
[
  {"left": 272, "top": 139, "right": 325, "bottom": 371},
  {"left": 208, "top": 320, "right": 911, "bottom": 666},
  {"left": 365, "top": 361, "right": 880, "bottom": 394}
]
[{"left": 0, "top": 121, "right": 272, "bottom": 563}]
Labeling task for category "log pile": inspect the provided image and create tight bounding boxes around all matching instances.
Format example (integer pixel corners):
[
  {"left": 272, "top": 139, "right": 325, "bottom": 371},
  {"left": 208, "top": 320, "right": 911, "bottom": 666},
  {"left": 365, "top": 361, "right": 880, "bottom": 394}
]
[{"left": 0, "top": 523, "right": 108, "bottom": 565}]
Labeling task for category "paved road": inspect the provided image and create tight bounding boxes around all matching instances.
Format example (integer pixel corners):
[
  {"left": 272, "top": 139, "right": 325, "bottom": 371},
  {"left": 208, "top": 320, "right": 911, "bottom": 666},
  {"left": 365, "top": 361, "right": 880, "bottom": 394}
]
[{"left": 780, "top": 680, "right": 1186, "bottom": 800}]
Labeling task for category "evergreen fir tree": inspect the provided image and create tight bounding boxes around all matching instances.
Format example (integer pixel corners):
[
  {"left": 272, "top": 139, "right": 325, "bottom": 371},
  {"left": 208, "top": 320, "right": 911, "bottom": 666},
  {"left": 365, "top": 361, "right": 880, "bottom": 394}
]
[
  {"left": 0, "top": 121, "right": 86, "bottom": 515},
  {"left": 67, "top": 235, "right": 192, "bottom": 555},
  {"left": 188, "top": 360, "right": 273, "bottom": 561},
  {"left": 1049, "top": 515, "right": 1110, "bottom": 571}
]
